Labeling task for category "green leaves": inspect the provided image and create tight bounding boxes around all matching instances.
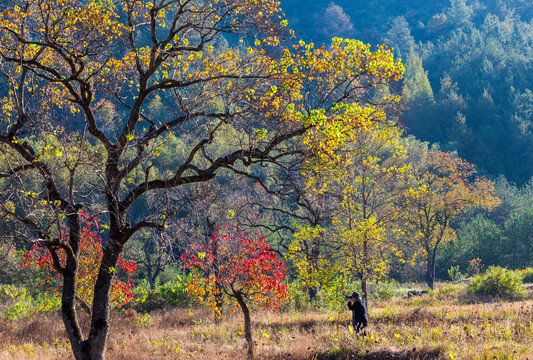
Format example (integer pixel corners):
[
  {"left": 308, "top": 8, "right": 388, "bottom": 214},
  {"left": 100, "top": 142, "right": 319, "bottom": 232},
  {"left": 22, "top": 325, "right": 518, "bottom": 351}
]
[{"left": 254, "top": 128, "right": 268, "bottom": 139}]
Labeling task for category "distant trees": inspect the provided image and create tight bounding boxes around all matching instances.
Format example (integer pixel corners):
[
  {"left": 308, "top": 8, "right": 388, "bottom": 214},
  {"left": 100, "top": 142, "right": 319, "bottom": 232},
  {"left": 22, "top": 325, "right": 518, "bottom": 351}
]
[
  {"left": 318, "top": 3, "right": 355, "bottom": 38},
  {"left": 446, "top": 0, "right": 474, "bottom": 27},
  {"left": 312, "top": 123, "right": 410, "bottom": 305},
  {"left": 386, "top": 16, "right": 416, "bottom": 58},
  {"left": 502, "top": 209, "right": 533, "bottom": 268},
  {"left": 125, "top": 228, "right": 176, "bottom": 291},
  {"left": 436, "top": 176, "right": 533, "bottom": 279},
  {"left": 289, "top": 121, "right": 503, "bottom": 294},
  {"left": 268, "top": 171, "right": 337, "bottom": 301},
  {"left": 285, "top": 120, "right": 423, "bottom": 307},
  {"left": 400, "top": 51, "right": 436, "bottom": 141},
  {"left": 411, "top": 2, "right": 533, "bottom": 184},
  {"left": 402, "top": 51, "right": 434, "bottom": 106}
]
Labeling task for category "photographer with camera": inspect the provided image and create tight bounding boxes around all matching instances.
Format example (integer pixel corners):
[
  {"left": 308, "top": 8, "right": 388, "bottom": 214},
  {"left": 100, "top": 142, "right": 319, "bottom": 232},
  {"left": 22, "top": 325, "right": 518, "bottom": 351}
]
[{"left": 346, "top": 291, "right": 368, "bottom": 334}]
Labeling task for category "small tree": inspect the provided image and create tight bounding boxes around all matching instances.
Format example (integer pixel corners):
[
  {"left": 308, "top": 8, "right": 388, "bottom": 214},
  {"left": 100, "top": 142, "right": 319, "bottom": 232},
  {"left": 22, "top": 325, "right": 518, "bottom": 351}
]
[
  {"left": 299, "top": 123, "right": 411, "bottom": 307},
  {"left": 182, "top": 226, "right": 289, "bottom": 360},
  {"left": 22, "top": 213, "right": 136, "bottom": 315},
  {"left": 405, "top": 145, "right": 499, "bottom": 289}
]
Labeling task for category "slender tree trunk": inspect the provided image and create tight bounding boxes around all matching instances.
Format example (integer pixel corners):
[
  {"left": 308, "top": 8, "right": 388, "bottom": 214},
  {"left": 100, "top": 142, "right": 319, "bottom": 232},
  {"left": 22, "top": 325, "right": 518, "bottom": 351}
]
[
  {"left": 361, "top": 276, "right": 368, "bottom": 313},
  {"left": 147, "top": 276, "right": 157, "bottom": 291},
  {"left": 146, "top": 265, "right": 157, "bottom": 291},
  {"left": 362, "top": 238, "right": 369, "bottom": 312},
  {"left": 426, "top": 249, "right": 436, "bottom": 290},
  {"left": 143, "top": 240, "right": 157, "bottom": 291},
  {"left": 234, "top": 292, "right": 254, "bottom": 360},
  {"left": 526, "top": 237, "right": 531, "bottom": 267},
  {"left": 309, "top": 235, "right": 321, "bottom": 301},
  {"left": 206, "top": 218, "right": 224, "bottom": 322}
]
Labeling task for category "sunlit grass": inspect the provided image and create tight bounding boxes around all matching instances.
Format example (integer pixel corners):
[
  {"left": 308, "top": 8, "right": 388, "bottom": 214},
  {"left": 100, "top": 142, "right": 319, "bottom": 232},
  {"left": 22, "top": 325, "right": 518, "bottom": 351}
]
[{"left": 1, "top": 283, "right": 533, "bottom": 359}]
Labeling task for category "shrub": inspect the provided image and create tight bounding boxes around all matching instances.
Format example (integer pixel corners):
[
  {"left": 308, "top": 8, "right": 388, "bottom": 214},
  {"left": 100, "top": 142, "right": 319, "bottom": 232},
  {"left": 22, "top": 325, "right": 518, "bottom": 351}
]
[
  {"left": 433, "top": 283, "right": 463, "bottom": 300},
  {"left": 467, "top": 258, "right": 483, "bottom": 276},
  {"left": 125, "top": 273, "right": 196, "bottom": 313},
  {"left": 0, "top": 285, "right": 60, "bottom": 320},
  {"left": 370, "top": 281, "right": 398, "bottom": 301},
  {"left": 318, "top": 275, "right": 360, "bottom": 312},
  {"left": 0, "top": 284, "right": 26, "bottom": 303},
  {"left": 137, "top": 312, "right": 152, "bottom": 327},
  {"left": 159, "top": 274, "right": 195, "bottom": 307},
  {"left": 467, "top": 266, "right": 524, "bottom": 300},
  {"left": 1, "top": 285, "right": 29, "bottom": 320},
  {"left": 286, "top": 279, "right": 311, "bottom": 311},
  {"left": 519, "top": 268, "right": 533, "bottom": 283},
  {"left": 448, "top": 265, "right": 464, "bottom": 281}
]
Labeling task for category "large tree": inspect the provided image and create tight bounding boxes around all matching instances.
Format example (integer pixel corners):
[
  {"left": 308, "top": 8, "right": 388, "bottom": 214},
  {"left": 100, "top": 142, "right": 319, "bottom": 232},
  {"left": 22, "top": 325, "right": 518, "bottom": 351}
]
[{"left": 0, "top": 1, "right": 403, "bottom": 359}]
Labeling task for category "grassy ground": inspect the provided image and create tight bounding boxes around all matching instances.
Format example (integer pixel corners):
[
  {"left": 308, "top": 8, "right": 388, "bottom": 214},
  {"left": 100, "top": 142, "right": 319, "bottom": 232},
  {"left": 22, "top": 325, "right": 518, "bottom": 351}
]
[{"left": 1, "top": 283, "right": 533, "bottom": 360}]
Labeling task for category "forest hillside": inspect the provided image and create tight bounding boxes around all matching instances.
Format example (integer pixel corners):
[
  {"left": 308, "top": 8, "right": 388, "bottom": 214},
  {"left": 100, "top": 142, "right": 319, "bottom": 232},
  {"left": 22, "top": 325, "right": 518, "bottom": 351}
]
[{"left": 284, "top": 0, "right": 533, "bottom": 184}]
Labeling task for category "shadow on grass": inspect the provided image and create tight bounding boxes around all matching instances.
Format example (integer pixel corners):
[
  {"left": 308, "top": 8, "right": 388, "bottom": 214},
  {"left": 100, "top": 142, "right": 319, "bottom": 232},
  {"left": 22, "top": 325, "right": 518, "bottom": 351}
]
[
  {"left": 356, "top": 348, "right": 443, "bottom": 360},
  {"left": 264, "top": 347, "right": 443, "bottom": 360}
]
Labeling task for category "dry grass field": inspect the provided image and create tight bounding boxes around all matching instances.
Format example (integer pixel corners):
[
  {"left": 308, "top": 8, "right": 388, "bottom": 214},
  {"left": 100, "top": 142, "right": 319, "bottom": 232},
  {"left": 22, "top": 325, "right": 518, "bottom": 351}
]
[{"left": 1, "top": 283, "right": 533, "bottom": 360}]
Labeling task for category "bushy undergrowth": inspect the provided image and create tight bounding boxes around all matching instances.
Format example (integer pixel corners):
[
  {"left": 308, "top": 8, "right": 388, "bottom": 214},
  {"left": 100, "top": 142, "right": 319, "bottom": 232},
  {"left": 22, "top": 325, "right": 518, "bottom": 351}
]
[
  {"left": 316, "top": 276, "right": 362, "bottom": 312},
  {"left": 467, "top": 266, "right": 525, "bottom": 300},
  {"left": 283, "top": 276, "right": 362, "bottom": 312},
  {"left": 285, "top": 279, "right": 311, "bottom": 311},
  {"left": 519, "top": 267, "right": 533, "bottom": 283},
  {"left": 448, "top": 265, "right": 465, "bottom": 281},
  {"left": 433, "top": 282, "right": 463, "bottom": 299},
  {"left": 126, "top": 274, "right": 196, "bottom": 313},
  {"left": 158, "top": 275, "right": 194, "bottom": 307},
  {"left": 1, "top": 271, "right": 198, "bottom": 319},
  {"left": 370, "top": 281, "right": 399, "bottom": 301},
  {"left": 0, "top": 284, "right": 60, "bottom": 321}
]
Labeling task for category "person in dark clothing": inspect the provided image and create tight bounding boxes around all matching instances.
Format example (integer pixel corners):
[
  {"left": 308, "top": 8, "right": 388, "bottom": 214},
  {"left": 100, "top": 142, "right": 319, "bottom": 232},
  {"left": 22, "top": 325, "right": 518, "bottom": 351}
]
[{"left": 346, "top": 291, "right": 368, "bottom": 333}]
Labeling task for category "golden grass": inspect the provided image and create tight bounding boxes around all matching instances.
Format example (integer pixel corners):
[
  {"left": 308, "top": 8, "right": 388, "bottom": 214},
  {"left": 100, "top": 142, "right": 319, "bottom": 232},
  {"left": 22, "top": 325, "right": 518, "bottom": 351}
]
[{"left": 2, "top": 285, "right": 533, "bottom": 360}]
